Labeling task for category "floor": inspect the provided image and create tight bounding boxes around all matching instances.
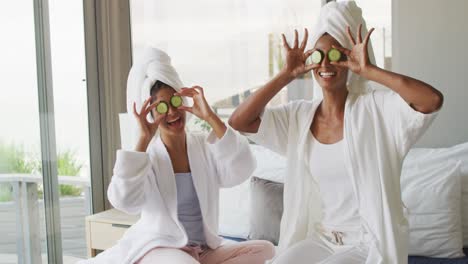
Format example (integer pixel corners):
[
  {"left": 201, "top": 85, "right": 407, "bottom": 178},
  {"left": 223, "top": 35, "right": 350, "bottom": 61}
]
[{"left": 0, "top": 254, "right": 84, "bottom": 264}]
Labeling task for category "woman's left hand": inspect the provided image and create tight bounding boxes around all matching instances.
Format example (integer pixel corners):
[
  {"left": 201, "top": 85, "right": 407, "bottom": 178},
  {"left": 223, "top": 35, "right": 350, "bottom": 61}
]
[
  {"left": 330, "top": 24, "right": 375, "bottom": 76},
  {"left": 176, "top": 86, "right": 215, "bottom": 121}
]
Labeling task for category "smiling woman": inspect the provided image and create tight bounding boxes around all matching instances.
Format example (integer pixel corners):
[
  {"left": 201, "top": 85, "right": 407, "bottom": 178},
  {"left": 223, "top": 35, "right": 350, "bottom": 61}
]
[
  {"left": 78, "top": 47, "right": 275, "bottom": 264},
  {"left": 228, "top": 1, "right": 442, "bottom": 263}
]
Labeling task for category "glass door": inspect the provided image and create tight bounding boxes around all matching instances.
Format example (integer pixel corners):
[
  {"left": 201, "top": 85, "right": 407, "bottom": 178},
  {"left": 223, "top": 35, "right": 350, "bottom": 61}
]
[{"left": 0, "top": 0, "right": 92, "bottom": 263}]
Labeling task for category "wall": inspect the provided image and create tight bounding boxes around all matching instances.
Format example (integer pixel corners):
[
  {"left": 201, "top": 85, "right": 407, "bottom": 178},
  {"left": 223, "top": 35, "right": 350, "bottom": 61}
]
[{"left": 393, "top": 0, "right": 468, "bottom": 148}]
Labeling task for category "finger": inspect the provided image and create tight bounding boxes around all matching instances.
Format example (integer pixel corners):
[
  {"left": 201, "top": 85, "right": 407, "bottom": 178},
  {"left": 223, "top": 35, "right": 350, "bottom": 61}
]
[
  {"left": 282, "top": 34, "right": 291, "bottom": 50},
  {"left": 330, "top": 61, "right": 349, "bottom": 68},
  {"left": 293, "top": 29, "right": 299, "bottom": 49},
  {"left": 192, "top": 86, "right": 204, "bottom": 96},
  {"left": 304, "top": 64, "right": 320, "bottom": 72},
  {"left": 179, "top": 87, "right": 199, "bottom": 95},
  {"left": 149, "top": 108, "right": 166, "bottom": 123},
  {"left": 346, "top": 26, "right": 356, "bottom": 45},
  {"left": 185, "top": 87, "right": 200, "bottom": 94},
  {"left": 175, "top": 89, "right": 190, "bottom": 96},
  {"left": 304, "top": 48, "right": 318, "bottom": 64},
  {"left": 133, "top": 102, "right": 139, "bottom": 117},
  {"left": 304, "top": 48, "right": 315, "bottom": 59},
  {"left": 144, "top": 101, "right": 158, "bottom": 115},
  {"left": 178, "top": 106, "right": 193, "bottom": 113},
  {"left": 357, "top": 24, "right": 363, "bottom": 43},
  {"left": 177, "top": 88, "right": 197, "bottom": 97},
  {"left": 364, "top": 27, "right": 375, "bottom": 46},
  {"left": 331, "top": 45, "right": 351, "bottom": 56},
  {"left": 177, "top": 93, "right": 194, "bottom": 98},
  {"left": 155, "top": 113, "right": 165, "bottom": 123},
  {"left": 149, "top": 114, "right": 165, "bottom": 128},
  {"left": 177, "top": 88, "right": 193, "bottom": 94},
  {"left": 140, "top": 97, "right": 152, "bottom": 114},
  {"left": 300, "top": 28, "right": 308, "bottom": 50}
]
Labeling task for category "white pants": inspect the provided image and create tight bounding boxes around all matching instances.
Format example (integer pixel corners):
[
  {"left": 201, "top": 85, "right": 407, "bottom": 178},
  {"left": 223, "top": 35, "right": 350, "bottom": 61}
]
[
  {"left": 136, "top": 240, "right": 275, "bottom": 264},
  {"left": 271, "top": 236, "right": 368, "bottom": 264}
]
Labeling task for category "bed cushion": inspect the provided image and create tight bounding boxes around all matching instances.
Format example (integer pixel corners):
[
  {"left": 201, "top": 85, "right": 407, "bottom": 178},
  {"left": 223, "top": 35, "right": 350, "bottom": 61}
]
[
  {"left": 407, "top": 142, "right": 468, "bottom": 247},
  {"left": 249, "top": 172, "right": 466, "bottom": 259},
  {"left": 401, "top": 159, "right": 464, "bottom": 258},
  {"left": 245, "top": 143, "right": 468, "bottom": 257},
  {"left": 248, "top": 176, "right": 283, "bottom": 245}
]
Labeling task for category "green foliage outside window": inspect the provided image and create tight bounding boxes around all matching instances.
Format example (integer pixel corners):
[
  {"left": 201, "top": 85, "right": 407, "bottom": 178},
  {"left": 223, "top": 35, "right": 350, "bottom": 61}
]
[{"left": 0, "top": 142, "right": 84, "bottom": 202}]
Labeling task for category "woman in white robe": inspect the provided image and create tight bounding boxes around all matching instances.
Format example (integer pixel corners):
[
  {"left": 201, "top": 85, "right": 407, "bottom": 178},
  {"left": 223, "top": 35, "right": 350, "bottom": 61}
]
[
  {"left": 78, "top": 48, "right": 275, "bottom": 264},
  {"left": 228, "top": 1, "right": 443, "bottom": 264}
]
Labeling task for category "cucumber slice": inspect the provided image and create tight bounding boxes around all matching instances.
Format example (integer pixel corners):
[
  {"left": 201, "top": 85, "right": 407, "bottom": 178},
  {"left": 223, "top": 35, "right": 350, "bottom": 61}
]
[
  {"left": 328, "top": 48, "right": 342, "bottom": 62},
  {"left": 311, "top": 50, "right": 323, "bottom": 64},
  {"left": 156, "top": 102, "right": 168, "bottom": 114},
  {"left": 170, "top": 95, "right": 183, "bottom": 108}
]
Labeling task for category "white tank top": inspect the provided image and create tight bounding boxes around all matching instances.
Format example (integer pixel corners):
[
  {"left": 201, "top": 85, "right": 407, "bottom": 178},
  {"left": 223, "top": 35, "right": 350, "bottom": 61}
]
[{"left": 309, "top": 133, "right": 361, "bottom": 231}]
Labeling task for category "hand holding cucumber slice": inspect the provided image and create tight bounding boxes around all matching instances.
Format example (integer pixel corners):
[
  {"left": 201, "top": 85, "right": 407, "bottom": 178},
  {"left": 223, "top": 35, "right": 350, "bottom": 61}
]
[
  {"left": 170, "top": 95, "right": 183, "bottom": 108},
  {"left": 327, "top": 48, "right": 342, "bottom": 62},
  {"left": 156, "top": 101, "right": 169, "bottom": 114},
  {"left": 310, "top": 50, "right": 324, "bottom": 64}
]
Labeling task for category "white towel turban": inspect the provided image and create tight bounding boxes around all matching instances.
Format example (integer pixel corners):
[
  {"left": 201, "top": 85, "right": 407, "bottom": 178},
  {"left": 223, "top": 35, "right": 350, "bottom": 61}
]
[
  {"left": 126, "top": 47, "right": 187, "bottom": 118},
  {"left": 309, "top": 0, "right": 376, "bottom": 98}
]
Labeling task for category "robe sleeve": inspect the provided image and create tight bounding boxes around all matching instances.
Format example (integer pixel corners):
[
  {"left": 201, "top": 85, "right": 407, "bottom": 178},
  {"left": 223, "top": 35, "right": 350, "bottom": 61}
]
[
  {"left": 372, "top": 90, "right": 439, "bottom": 152},
  {"left": 243, "top": 102, "right": 295, "bottom": 156},
  {"left": 206, "top": 126, "right": 256, "bottom": 188},
  {"left": 107, "top": 150, "right": 152, "bottom": 215}
]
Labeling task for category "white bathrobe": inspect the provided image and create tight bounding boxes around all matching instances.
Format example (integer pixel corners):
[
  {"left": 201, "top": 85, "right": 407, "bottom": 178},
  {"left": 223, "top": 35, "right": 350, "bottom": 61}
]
[
  {"left": 247, "top": 90, "right": 438, "bottom": 264},
  {"left": 79, "top": 127, "right": 256, "bottom": 264}
]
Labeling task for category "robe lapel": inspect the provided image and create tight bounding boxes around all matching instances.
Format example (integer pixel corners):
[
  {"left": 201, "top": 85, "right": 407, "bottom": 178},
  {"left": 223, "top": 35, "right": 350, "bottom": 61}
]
[
  {"left": 343, "top": 94, "right": 362, "bottom": 205},
  {"left": 152, "top": 137, "right": 178, "bottom": 219},
  {"left": 302, "top": 101, "right": 321, "bottom": 177}
]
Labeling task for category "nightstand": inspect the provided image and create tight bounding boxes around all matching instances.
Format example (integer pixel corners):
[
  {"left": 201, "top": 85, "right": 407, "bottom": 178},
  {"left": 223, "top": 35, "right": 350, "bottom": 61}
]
[{"left": 85, "top": 209, "right": 139, "bottom": 257}]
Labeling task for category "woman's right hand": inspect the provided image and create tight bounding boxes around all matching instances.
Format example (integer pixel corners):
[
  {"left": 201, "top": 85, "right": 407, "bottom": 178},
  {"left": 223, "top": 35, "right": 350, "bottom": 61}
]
[
  {"left": 132, "top": 97, "right": 164, "bottom": 151},
  {"left": 281, "top": 28, "right": 318, "bottom": 79}
]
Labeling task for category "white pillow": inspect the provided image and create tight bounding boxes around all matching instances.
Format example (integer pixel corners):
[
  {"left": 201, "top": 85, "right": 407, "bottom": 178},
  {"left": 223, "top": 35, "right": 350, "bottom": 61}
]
[
  {"left": 402, "top": 159, "right": 464, "bottom": 258},
  {"left": 407, "top": 142, "right": 468, "bottom": 246}
]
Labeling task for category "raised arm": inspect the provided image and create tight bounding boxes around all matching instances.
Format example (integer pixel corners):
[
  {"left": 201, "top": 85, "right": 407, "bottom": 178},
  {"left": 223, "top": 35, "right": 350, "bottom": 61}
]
[
  {"left": 229, "top": 29, "right": 319, "bottom": 133},
  {"left": 332, "top": 25, "right": 443, "bottom": 114},
  {"left": 107, "top": 97, "right": 164, "bottom": 214}
]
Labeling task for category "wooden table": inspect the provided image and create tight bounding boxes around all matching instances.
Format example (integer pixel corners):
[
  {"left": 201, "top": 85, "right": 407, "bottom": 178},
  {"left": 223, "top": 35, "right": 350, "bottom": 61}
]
[{"left": 85, "top": 209, "right": 139, "bottom": 257}]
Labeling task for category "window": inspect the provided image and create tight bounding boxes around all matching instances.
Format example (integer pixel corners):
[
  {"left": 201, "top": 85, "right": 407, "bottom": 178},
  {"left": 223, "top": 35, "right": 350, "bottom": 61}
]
[
  {"left": 0, "top": 0, "right": 92, "bottom": 262},
  {"left": 130, "top": 0, "right": 321, "bottom": 132},
  {"left": 49, "top": 0, "right": 92, "bottom": 260},
  {"left": 0, "top": 2, "right": 47, "bottom": 262}
]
